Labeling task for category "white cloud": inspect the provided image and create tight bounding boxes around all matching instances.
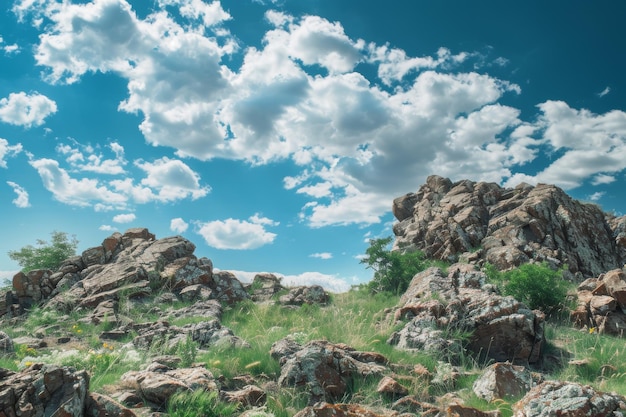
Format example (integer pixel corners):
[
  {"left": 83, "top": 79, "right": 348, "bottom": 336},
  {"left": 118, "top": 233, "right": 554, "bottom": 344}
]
[
  {"left": 310, "top": 252, "right": 332, "bottom": 260},
  {"left": 0, "top": 92, "right": 57, "bottom": 127},
  {"left": 280, "top": 271, "right": 352, "bottom": 293},
  {"left": 113, "top": 213, "right": 136, "bottom": 223},
  {"left": 19, "top": 1, "right": 626, "bottom": 228},
  {"left": 7, "top": 181, "right": 30, "bottom": 208},
  {"left": 99, "top": 225, "right": 115, "bottom": 231},
  {"left": 170, "top": 217, "right": 189, "bottom": 233},
  {"left": 57, "top": 141, "right": 127, "bottom": 175},
  {"left": 502, "top": 101, "right": 626, "bottom": 190},
  {"left": 588, "top": 192, "right": 605, "bottom": 202},
  {"left": 0, "top": 270, "right": 19, "bottom": 285},
  {"left": 0, "top": 138, "right": 23, "bottom": 168},
  {"left": 196, "top": 217, "right": 277, "bottom": 250},
  {"left": 29, "top": 157, "right": 128, "bottom": 208},
  {"left": 131, "top": 157, "right": 210, "bottom": 202},
  {"left": 591, "top": 174, "right": 616, "bottom": 185},
  {"left": 598, "top": 87, "right": 611, "bottom": 98},
  {"left": 249, "top": 213, "right": 279, "bottom": 226}
]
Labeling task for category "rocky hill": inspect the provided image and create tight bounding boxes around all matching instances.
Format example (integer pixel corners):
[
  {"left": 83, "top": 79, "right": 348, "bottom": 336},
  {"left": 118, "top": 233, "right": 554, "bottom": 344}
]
[
  {"left": 392, "top": 175, "right": 626, "bottom": 279},
  {"left": 1, "top": 176, "right": 626, "bottom": 417}
]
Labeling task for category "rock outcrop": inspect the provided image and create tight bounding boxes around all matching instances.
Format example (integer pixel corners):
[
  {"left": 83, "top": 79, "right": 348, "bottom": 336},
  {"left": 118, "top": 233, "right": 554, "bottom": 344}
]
[
  {"left": 512, "top": 381, "right": 625, "bottom": 417},
  {"left": 393, "top": 175, "right": 626, "bottom": 278},
  {"left": 571, "top": 267, "right": 626, "bottom": 336},
  {"left": 389, "top": 264, "right": 545, "bottom": 364},
  {"left": 2, "top": 228, "right": 249, "bottom": 320}
]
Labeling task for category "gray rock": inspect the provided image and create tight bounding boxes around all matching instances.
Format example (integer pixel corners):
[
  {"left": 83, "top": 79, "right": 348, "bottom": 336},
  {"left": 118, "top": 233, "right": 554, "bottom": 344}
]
[{"left": 393, "top": 175, "right": 626, "bottom": 277}]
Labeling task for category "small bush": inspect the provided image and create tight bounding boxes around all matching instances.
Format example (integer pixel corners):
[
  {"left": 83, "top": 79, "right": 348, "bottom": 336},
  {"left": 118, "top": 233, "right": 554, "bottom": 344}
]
[{"left": 485, "top": 262, "right": 568, "bottom": 314}]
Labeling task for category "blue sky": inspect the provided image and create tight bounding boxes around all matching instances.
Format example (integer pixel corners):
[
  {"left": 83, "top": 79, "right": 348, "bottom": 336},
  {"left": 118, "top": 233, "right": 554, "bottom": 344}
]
[{"left": 1, "top": 0, "right": 625, "bottom": 291}]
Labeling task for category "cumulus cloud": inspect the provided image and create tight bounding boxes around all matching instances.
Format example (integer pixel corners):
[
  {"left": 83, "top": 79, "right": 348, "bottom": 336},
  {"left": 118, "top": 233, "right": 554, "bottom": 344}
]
[
  {"left": 7, "top": 181, "right": 30, "bottom": 208},
  {"left": 503, "top": 101, "right": 626, "bottom": 190},
  {"left": 57, "top": 141, "right": 127, "bottom": 174},
  {"left": 598, "top": 87, "right": 611, "bottom": 98},
  {"left": 170, "top": 217, "right": 189, "bottom": 233},
  {"left": 0, "top": 138, "right": 23, "bottom": 168},
  {"left": 113, "top": 213, "right": 136, "bottom": 223},
  {"left": 29, "top": 157, "right": 128, "bottom": 208},
  {"left": 99, "top": 224, "right": 115, "bottom": 231},
  {"left": 131, "top": 157, "right": 210, "bottom": 202},
  {"left": 196, "top": 215, "right": 278, "bottom": 250},
  {"left": 0, "top": 92, "right": 57, "bottom": 127},
  {"left": 588, "top": 192, "right": 605, "bottom": 202},
  {"left": 18, "top": 1, "right": 626, "bottom": 228}
]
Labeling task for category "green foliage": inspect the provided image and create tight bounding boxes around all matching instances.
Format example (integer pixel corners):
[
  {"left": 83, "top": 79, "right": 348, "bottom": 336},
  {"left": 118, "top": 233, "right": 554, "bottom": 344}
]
[
  {"left": 8, "top": 231, "right": 78, "bottom": 272},
  {"left": 176, "top": 335, "right": 198, "bottom": 368},
  {"left": 484, "top": 262, "right": 568, "bottom": 314},
  {"left": 360, "top": 237, "right": 429, "bottom": 294},
  {"left": 167, "top": 390, "right": 239, "bottom": 417}
]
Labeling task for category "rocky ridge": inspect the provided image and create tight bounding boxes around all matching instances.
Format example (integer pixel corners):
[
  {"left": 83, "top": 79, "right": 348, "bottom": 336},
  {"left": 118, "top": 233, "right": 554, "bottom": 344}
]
[{"left": 392, "top": 175, "right": 626, "bottom": 279}]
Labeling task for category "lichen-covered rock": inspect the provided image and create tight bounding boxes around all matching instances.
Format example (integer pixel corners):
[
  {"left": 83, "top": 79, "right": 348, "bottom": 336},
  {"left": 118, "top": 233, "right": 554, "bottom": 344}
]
[
  {"left": 275, "top": 340, "right": 387, "bottom": 403},
  {"left": 572, "top": 268, "right": 626, "bottom": 336},
  {"left": 393, "top": 175, "right": 626, "bottom": 277},
  {"left": 389, "top": 264, "right": 545, "bottom": 364},
  {"left": 120, "top": 365, "right": 218, "bottom": 406},
  {"left": 512, "top": 381, "right": 626, "bottom": 417},
  {"left": 0, "top": 330, "right": 13, "bottom": 353},
  {"left": 248, "top": 273, "right": 285, "bottom": 302},
  {"left": 473, "top": 363, "right": 534, "bottom": 402},
  {"left": 279, "top": 285, "right": 330, "bottom": 306},
  {"left": 0, "top": 364, "right": 89, "bottom": 417},
  {"left": 212, "top": 270, "right": 250, "bottom": 304},
  {"left": 294, "top": 402, "right": 397, "bottom": 417}
]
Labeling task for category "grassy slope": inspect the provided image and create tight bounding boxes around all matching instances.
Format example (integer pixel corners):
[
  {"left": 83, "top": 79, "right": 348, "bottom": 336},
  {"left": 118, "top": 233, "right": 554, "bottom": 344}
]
[{"left": 1, "top": 287, "right": 625, "bottom": 416}]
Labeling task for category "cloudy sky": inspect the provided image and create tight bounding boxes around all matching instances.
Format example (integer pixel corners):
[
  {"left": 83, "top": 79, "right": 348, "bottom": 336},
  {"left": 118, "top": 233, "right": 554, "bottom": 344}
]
[{"left": 1, "top": 0, "right": 625, "bottom": 291}]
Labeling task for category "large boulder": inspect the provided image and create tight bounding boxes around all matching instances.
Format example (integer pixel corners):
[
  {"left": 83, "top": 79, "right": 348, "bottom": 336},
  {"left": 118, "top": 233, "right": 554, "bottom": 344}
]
[
  {"left": 512, "top": 381, "right": 625, "bottom": 417},
  {"left": 273, "top": 339, "right": 387, "bottom": 404},
  {"left": 393, "top": 175, "right": 626, "bottom": 278},
  {"left": 571, "top": 268, "right": 626, "bottom": 336},
  {"left": 0, "top": 364, "right": 89, "bottom": 417},
  {"left": 389, "top": 264, "right": 545, "bottom": 364}
]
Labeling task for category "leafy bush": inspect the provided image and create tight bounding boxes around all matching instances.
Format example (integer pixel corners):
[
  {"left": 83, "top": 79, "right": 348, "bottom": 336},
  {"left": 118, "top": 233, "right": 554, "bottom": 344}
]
[
  {"left": 8, "top": 231, "right": 78, "bottom": 272},
  {"left": 484, "top": 262, "right": 568, "bottom": 314},
  {"left": 360, "top": 237, "right": 429, "bottom": 294}
]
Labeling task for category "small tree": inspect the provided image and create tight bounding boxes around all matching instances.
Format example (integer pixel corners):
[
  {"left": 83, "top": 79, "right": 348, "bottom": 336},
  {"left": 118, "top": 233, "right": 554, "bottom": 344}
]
[
  {"left": 360, "top": 237, "right": 427, "bottom": 294},
  {"left": 8, "top": 231, "right": 78, "bottom": 272}
]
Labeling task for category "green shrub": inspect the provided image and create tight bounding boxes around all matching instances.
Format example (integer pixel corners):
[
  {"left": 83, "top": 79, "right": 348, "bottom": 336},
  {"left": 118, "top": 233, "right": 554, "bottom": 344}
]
[
  {"left": 485, "top": 262, "right": 568, "bottom": 314},
  {"left": 360, "top": 237, "right": 429, "bottom": 294},
  {"left": 8, "top": 231, "right": 78, "bottom": 272}
]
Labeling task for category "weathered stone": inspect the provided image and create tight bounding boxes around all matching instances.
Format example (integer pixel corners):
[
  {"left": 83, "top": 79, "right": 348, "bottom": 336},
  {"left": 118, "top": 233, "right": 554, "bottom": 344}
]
[
  {"left": 294, "top": 402, "right": 395, "bottom": 417},
  {"left": 0, "top": 364, "right": 89, "bottom": 417},
  {"left": 0, "top": 331, "right": 13, "bottom": 353},
  {"left": 512, "top": 381, "right": 625, "bottom": 417},
  {"left": 120, "top": 366, "right": 217, "bottom": 406},
  {"left": 393, "top": 175, "right": 626, "bottom": 277},
  {"left": 178, "top": 284, "right": 213, "bottom": 302},
  {"left": 222, "top": 385, "right": 266, "bottom": 407},
  {"left": 279, "top": 285, "right": 330, "bottom": 306},
  {"left": 389, "top": 265, "right": 545, "bottom": 364},
  {"left": 589, "top": 295, "right": 616, "bottom": 316},
  {"left": 473, "top": 363, "right": 533, "bottom": 402},
  {"left": 159, "top": 257, "right": 212, "bottom": 290},
  {"left": 276, "top": 340, "right": 387, "bottom": 403},
  {"left": 249, "top": 273, "right": 285, "bottom": 302},
  {"left": 85, "top": 392, "right": 137, "bottom": 417},
  {"left": 376, "top": 376, "right": 408, "bottom": 398},
  {"left": 211, "top": 271, "right": 249, "bottom": 305},
  {"left": 447, "top": 404, "right": 501, "bottom": 417}
]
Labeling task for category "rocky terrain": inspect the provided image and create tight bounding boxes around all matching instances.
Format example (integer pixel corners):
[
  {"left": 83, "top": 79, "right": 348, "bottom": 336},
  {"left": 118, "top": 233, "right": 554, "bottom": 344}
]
[
  {"left": 392, "top": 175, "right": 626, "bottom": 279},
  {"left": 1, "top": 176, "right": 626, "bottom": 416}
]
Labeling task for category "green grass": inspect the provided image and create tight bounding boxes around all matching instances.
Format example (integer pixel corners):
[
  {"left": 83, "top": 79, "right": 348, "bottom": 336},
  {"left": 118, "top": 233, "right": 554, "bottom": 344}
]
[{"left": 167, "top": 389, "right": 239, "bottom": 417}]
